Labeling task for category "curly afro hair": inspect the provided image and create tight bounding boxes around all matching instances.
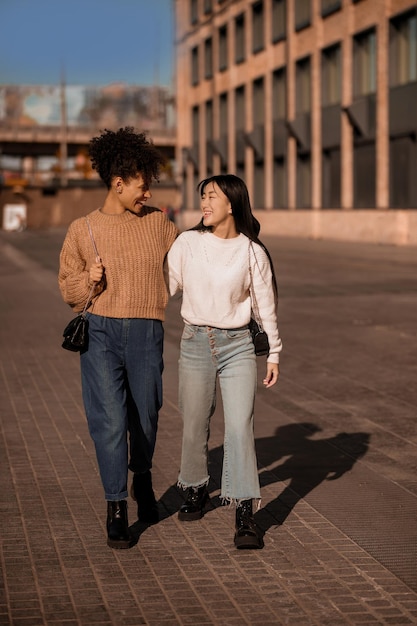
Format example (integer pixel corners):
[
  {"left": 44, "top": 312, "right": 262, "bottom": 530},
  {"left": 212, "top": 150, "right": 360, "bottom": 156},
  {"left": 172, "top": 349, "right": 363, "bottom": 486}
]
[{"left": 89, "top": 126, "right": 166, "bottom": 189}]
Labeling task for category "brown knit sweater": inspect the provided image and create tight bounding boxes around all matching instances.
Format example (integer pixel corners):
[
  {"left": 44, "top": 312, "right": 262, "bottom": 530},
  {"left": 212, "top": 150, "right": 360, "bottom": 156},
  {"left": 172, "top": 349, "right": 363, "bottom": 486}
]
[{"left": 59, "top": 207, "right": 178, "bottom": 320}]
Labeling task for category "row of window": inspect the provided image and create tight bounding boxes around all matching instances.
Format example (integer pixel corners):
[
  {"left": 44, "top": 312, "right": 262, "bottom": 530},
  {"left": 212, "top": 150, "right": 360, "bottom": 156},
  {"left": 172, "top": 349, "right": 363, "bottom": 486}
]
[
  {"left": 189, "top": 0, "right": 342, "bottom": 30},
  {"left": 190, "top": 5, "right": 417, "bottom": 96}
]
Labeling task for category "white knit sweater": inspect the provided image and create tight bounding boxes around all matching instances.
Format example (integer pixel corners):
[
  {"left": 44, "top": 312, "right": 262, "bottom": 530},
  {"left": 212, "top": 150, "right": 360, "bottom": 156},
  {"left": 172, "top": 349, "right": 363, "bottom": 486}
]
[{"left": 167, "top": 230, "right": 282, "bottom": 363}]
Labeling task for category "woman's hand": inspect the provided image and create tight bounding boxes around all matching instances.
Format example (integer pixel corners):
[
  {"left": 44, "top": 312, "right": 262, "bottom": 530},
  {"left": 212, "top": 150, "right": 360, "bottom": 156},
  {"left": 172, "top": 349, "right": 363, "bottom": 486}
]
[
  {"left": 88, "top": 260, "right": 104, "bottom": 285},
  {"left": 263, "top": 363, "right": 279, "bottom": 388}
]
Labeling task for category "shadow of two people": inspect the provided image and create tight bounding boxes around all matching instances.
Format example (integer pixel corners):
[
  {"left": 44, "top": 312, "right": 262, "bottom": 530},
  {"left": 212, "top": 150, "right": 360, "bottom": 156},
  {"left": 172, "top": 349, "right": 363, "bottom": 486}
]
[{"left": 133, "top": 422, "right": 370, "bottom": 542}]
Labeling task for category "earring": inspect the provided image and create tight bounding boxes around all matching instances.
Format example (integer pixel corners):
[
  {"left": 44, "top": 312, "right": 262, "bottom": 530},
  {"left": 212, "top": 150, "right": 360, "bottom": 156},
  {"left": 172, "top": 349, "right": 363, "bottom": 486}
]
[{"left": 117, "top": 187, "right": 122, "bottom": 194}]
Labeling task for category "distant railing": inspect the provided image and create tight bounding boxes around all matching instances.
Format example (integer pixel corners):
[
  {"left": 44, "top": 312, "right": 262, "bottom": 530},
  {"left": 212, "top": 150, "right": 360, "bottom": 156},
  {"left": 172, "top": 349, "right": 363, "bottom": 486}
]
[{"left": 0, "top": 122, "right": 176, "bottom": 145}]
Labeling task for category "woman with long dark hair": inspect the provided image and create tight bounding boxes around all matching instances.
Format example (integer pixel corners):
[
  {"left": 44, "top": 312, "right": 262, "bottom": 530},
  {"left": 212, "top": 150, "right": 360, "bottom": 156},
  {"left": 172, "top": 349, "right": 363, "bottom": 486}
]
[{"left": 167, "top": 174, "right": 282, "bottom": 549}]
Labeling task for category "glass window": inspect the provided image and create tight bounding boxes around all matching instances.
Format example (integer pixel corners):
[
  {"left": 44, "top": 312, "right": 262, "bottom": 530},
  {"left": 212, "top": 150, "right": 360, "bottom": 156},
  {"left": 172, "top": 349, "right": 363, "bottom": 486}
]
[
  {"left": 203, "top": 0, "right": 212, "bottom": 14},
  {"left": 321, "top": 0, "right": 341, "bottom": 18},
  {"left": 190, "top": 0, "right": 198, "bottom": 25},
  {"left": 353, "top": 29, "right": 377, "bottom": 97},
  {"left": 191, "top": 46, "right": 199, "bottom": 86},
  {"left": 296, "top": 56, "right": 311, "bottom": 113},
  {"left": 235, "top": 13, "right": 246, "bottom": 64},
  {"left": 206, "top": 100, "right": 214, "bottom": 175},
  {"left": 253, "top": 77, "right": 265, "bottom": 124},
  {"left": 295, "top": 0, "right": 311, "bottom": 31},
  {"left": 219, "top": 24, "right": 228, "bottom": 71},
  {"left": 390, "top": 9, "right": 417, "bottom": 86},
  {"left": 272, "top": 0, "right": 286, "bottom": 43},
  {"left": 322, "top": 43, "right": 341, "bottom": 105},
  {"left": 204, "top": 38, "right": 213, "bottom": 79},
  {"left": 192, "top": 105, "right": 200, "bottom": 150},
  {"left": 273, "top": 67, "right": 286, "bottom": 119},
  {"left": 252, "top": 1, "right": 265, "bottom": 54}
]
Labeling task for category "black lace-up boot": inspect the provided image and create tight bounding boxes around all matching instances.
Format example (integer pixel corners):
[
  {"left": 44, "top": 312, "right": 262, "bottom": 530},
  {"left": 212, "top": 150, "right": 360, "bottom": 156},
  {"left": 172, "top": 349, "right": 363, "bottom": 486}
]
[
  {"left": 106, "top": 500, "right": 134, "bottom": 549},
  {"left": 234, "top": 499, "right": 262, "bottom": 549},
  {"left": 178, "top": 485, "right": 209, "bottom": 521},
  {"left": 131, "top": 470, "right": 159, "bottom": 524}
]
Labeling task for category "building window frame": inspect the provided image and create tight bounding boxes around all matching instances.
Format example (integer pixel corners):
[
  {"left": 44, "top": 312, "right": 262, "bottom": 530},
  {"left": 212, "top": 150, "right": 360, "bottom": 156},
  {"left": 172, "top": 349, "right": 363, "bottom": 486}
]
[
  {"left": 272, "top": 0, "right": 286, "bottom": 43},
  {"left": 252, "top": 1, "right": 265, "bottom": 54},
  {"left": 218, "top": 24, "right": 228, "bottom": 72},
  {"left": 353, "top": 28, "right": 377, "bottom": 97},
  {"left": 191, "top": 45, "right": 199, "bottom": 86},
  {"left": 235, "top": 13, "right": 246, "bottom": 64}
]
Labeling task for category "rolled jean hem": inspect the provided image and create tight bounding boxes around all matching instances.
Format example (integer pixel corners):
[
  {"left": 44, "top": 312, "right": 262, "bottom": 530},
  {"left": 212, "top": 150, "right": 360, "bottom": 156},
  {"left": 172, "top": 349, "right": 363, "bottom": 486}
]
[
  {"left": 221, "top": 496, "right": 262, "bottom": 510},
  {"left": 177, "top": 477, "right": 209, "bottom": 491},
  {"left": 105, "top": 490, "right": 129, "bottom": 501}
]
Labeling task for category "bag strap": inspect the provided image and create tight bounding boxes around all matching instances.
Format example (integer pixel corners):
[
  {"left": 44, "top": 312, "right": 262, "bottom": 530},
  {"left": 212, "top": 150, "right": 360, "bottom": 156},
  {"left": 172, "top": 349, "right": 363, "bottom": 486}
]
[
  {"left": 86, "top": 216, "right": 100, "bottom": 262},
  {"left": 81, "top": 217, "right": 101, "bottom": 315},
  {"left": 248, "top": 242, "right": 264, "bottom": 331}
]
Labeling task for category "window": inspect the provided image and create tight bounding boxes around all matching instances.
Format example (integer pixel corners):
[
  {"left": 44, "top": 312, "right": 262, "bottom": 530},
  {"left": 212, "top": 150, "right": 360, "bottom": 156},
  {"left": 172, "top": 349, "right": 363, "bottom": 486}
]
[
  {"left": 273, "top": 67, "right": 286, "bottom": 119},
  {"left": 206, "top": 100, "right": 214, "bottom": 175},
  {"left": 235, "top": 86, "right": 246, "bottom": 175},
  {"left": 390, "top": 9, "right": 417, "bottom": 86},
  {"left": 235, "top": 13, "right": 246, "bottom": 64},
  {"left": 296, "top": 56, "right": 311, "bottom": 113},
  {"left": 253, "top": 77, "right": 265, "bottom": 125},
  {"left": 321, "top": 0, "right": 341, "bottom": 18},
  {"left": 295, "top": 0, "right": 311, "bottom": 31},
  {"left": 322, "top": 43, "right": 341, "bottom": 105},
  {"left": 272, "top": 0, "right": 286, "bottom": 43},
  {"left": 219, "top": 92, "right": 228, "bottom": 138},
  {"left": 353, "top": 29, "right": 376, "bottom": 97},
  {"left": 203, "top": 0, "right": 212, "bottom": 14},
  {"left": 204, "top": 38, "right": 213, "bottom": 79},
  {"left": 191, "top": 46, "right": 199, "bottom": 86},
  {"left": 192, "top": 106, "right": 200, "bottom": 150},
  {"left": 190, "top": 0, "right": 198, "bottom": 25},
  {"left": 252, "top": 1, "right": 265, "bottom": 54},
  {"left": 219, "top": 92, "right": 228, "bottom": 171},
  {"left": 297, "top": 154, "right": 311, "bottom": 207},
  {"left": 219, "top": 24, "right": 228, "bottom": 71}
]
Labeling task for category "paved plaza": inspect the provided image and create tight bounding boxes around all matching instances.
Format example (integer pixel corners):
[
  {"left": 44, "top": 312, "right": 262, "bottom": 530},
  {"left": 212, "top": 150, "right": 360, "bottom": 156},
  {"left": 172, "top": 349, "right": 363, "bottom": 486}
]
[{"left": 0, "top": 226, "right": 416, "bottom": 625}]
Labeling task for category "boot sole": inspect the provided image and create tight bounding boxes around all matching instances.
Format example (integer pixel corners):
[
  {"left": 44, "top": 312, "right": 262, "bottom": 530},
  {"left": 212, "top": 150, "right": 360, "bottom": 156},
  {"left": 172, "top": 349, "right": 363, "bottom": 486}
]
[
  {"left": 234, "top": 531, "right": 263, "bottom": 550},
  {"left": 107, "top": 537, "right": 135, "bottom": 550},
  {"left": 178, "top": 509, "right": 204, "bottom": 522}
]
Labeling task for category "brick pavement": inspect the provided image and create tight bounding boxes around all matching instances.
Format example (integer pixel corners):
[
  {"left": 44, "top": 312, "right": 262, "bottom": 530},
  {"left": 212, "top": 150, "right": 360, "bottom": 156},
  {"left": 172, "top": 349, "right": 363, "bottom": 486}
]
[{"left": 1, "top": 229, "right": 417, "bottom": 625}]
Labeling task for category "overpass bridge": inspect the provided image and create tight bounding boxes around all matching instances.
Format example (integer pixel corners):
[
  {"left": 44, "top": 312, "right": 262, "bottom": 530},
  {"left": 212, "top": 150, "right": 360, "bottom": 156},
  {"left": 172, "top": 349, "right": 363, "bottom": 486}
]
[
  {"left": 0, "top": 123, "right": 176, "bottom": 157},
  {"left": 0, "top": 123, "right": 177, "bottom": 187}
]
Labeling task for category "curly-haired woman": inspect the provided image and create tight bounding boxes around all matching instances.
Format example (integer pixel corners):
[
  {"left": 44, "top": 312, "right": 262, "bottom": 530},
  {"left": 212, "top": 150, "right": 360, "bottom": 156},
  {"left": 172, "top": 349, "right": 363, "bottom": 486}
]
[{"left": 59, "top": 127, "right": 178, "bottom": 549}]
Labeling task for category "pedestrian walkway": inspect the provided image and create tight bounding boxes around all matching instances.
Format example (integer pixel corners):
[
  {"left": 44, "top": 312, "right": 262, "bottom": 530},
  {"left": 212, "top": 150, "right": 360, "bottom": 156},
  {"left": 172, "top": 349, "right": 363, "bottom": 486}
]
[{"left": 1, "top": 229, "right": 416, "bottom": 625}]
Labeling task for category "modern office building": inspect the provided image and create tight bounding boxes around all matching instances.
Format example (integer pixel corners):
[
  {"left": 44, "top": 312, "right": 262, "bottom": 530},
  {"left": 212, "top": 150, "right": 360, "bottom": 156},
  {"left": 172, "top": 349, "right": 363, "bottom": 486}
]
[{"left": 174, "top": 0, "right": 417, "bottom": 244}]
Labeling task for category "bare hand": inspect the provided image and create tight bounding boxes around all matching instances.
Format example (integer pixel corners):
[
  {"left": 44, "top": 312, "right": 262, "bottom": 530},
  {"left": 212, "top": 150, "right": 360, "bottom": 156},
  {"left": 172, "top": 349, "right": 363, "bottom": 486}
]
[
  {"left": 263, "top": 363, "right": 279, "bottom": 388},
  {"left": 89, "top": 259, "right": 104, "bottom": 285}
]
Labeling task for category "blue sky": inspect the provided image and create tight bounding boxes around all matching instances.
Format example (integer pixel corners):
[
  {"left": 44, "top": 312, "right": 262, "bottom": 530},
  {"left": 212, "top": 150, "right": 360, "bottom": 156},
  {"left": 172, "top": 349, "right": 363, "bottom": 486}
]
[{"left": 0, "top": 0, "right": 175, "bottom": 87}]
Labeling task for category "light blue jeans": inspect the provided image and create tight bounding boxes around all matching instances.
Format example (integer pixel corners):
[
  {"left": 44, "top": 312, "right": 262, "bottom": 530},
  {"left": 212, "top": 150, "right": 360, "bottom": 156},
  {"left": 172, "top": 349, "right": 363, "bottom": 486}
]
[
  {"left": 80, "top": 314, "right": 164, "bottom": 501},
  {"left": 178, "top": 324, "right": 260, "bottom": 504}
]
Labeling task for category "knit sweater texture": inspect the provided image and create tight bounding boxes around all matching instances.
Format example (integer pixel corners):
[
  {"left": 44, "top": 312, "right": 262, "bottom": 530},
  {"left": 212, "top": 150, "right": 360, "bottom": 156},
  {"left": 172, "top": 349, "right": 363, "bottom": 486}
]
[
  {"left": 167, "top": 230, "right": 282, "bottom": 363},
  {"left": 59, "top": 207, "right": 178, "bottom": 320}
]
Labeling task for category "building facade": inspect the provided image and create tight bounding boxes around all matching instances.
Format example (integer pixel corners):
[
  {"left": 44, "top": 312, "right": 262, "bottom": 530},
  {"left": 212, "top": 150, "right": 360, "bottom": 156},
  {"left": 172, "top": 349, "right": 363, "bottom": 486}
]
[{"left": 174, "top": 0, "right": 417, "bottom": 245}]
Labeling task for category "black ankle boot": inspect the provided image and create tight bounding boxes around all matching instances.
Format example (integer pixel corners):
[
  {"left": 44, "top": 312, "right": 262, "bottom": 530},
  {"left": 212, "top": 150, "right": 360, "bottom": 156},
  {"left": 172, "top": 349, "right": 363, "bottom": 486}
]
[
  {"left": 106, "top": 500, "right": 134, "bottom": 549},
  {"left": 178, "top": 485, "right": 209, "bottom": 521},
  {"left": 234, "top": 499, "right": 262, "bottom": 549},
  {"left": 130, "top": 471, "right": 159, "bottom": 524}
]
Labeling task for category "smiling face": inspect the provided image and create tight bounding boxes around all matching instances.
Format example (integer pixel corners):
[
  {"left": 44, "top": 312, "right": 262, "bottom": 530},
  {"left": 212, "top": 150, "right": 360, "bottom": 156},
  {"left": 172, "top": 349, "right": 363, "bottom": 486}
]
[
  {"left": 116, "top": 173, "right": 152, "bottom": 213},
  {"left": 201, "top": 181, "right": 236, "bottom": 236}
]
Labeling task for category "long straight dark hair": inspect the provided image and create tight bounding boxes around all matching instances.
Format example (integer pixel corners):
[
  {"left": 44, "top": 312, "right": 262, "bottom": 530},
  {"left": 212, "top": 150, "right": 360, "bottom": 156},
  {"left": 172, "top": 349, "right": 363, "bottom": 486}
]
[{"left": 190, "top": 174, "right": 278, "bottom": 296}]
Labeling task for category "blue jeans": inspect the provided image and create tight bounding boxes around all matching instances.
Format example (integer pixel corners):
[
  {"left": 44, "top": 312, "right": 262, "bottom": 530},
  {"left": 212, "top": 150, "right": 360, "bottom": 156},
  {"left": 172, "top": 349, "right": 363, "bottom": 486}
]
[
  {"left": 80, "top": 314, "right": 164, "bottom": 501},
  {"left": 178, "top": 324, "right": 260, "bottom": 503}
]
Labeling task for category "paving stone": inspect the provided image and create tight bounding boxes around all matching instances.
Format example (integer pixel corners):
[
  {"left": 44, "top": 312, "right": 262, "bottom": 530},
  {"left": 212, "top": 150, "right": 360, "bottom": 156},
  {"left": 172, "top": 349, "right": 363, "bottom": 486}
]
[{"left": 1, "top": 231, "right": 417, "bottom": 625}]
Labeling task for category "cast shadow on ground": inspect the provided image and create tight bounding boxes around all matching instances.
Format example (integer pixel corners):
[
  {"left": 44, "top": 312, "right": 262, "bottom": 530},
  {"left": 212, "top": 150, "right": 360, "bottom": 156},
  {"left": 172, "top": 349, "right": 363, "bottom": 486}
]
[{"left": 139, "top": 422, "right": 370, "bottom": 540}]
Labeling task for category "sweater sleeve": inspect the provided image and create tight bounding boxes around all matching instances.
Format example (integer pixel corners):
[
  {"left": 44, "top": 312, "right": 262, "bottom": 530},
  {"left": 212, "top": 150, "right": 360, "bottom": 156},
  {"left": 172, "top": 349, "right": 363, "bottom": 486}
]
[
  {"left": 58, "top": 220, "right": 104, "bottom": 313},
  {"left": 166, "top": 235, "right": 184, "bottom": 296},
  {"left": 250, "top": 244, "right": 282, "bottom": 364}
]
